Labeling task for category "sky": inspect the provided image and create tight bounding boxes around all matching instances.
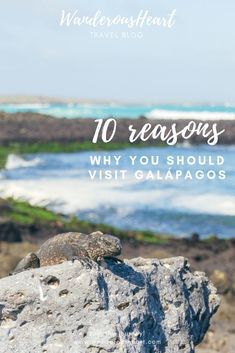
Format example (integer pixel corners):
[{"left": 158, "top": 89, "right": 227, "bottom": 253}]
[{"left": 0, "top": 0, "right": 234, "bottom": 103}]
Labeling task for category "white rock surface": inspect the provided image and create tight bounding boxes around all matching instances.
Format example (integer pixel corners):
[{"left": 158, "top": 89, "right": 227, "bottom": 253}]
[{"left": 0, "top": 257, "right": 220, "bottom": 353}]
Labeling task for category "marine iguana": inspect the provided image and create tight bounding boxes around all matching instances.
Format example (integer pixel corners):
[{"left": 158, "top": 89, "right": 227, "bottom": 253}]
[{"left": 11, "top": 231, "right": 122, "bottom": 275}]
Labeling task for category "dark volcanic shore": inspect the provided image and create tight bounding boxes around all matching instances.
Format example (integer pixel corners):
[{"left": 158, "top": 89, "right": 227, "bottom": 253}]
[{"left": 0, "top": 111, "right": 235, "bottom": 144}]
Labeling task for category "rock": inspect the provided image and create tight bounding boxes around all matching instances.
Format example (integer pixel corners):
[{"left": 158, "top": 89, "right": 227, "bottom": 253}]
[
  {"left": 231, "top": 273, "right": 235, "bottom": 297},
  {"left": 190, "top": 233, "right": 200, "bottom": 243},
  {"left": 0, "top": 221, "right": 22, "bottom": 242},
  {"left": 210, "top": 270, "right": 230, "bottom": 295},
  {"left": 0, "top": 257, "right": 220, "bottom": 353},
  {"left": 0, "top": 199, "right": 12, "bottom": 213}
]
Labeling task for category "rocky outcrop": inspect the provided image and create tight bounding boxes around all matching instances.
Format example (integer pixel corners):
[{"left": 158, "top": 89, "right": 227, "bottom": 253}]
[
  {"left": 0, "top": 221, "right": 22, "bottom": 242},
  {"left": 0, "top": 257, "right": 220, "bottom": 353},
  {"left": 0, "top": 112, "right": 235, "bottom": 144}
]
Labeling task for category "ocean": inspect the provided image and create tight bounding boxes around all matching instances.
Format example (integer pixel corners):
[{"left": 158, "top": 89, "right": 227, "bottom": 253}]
[
  {"left": 0, "top": 145, "right": 234, "bottom": 239},
  {"left": 1, "top": 103, "right": 235, "bottom": 120}
]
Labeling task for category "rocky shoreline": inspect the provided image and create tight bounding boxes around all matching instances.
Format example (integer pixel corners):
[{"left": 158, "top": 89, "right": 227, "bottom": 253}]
[{"left": 0, "top": 111, "right": 235, "bottom": 144}]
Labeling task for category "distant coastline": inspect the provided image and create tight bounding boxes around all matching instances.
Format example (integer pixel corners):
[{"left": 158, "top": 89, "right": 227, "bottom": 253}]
[
  {"left": 0, "top": 95, "right": 171, "bottom": 105},
  {"left": 1, "top": 98, "right": 235, "bottom": 122},
  {"left": 0, "top": 95, "right": 234, "bottom": 107}
]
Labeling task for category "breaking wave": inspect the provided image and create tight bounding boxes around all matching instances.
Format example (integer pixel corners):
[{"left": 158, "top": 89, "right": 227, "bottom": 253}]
[
  {"left": 5, "top": 154, "right": 42, "bottom": 170},
  {"left": 146, "top": 109, "right": 235, "bottom": 121}
]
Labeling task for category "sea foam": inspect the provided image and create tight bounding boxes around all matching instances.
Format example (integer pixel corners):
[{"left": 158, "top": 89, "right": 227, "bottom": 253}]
[
  {"left": 0, "top": 177, "right": 235, "bottom": 217},
  {"left": 146, "top": 109, "right": 235, "bottom": 121},
  {"left": 5, "top": 154, "right": 42, "bottom": 170}
]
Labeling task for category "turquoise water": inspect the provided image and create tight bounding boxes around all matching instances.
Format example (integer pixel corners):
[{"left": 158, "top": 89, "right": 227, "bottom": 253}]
[
  {"left": 1, "top": 145, "right": 235, "bottom": 238},
  {"left": 1, "top": 103, "right": 235, "bottom": 119}
]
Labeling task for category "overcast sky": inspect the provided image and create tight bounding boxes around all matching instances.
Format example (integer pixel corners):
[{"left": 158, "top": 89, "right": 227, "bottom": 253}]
[{"left": 0, "top": 0, "right": 234, "bottom": 103}]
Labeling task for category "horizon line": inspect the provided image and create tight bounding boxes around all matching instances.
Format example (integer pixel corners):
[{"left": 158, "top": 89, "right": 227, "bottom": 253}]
[{"left": 0, "top": 95, "right": 233, "bottom": 107}]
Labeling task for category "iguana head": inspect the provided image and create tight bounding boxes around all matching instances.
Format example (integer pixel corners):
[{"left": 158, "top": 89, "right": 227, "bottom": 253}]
[{"left": 89, "top": 231, "right": 122, "bottom": 260}]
